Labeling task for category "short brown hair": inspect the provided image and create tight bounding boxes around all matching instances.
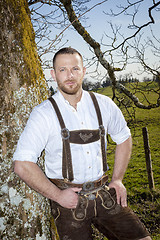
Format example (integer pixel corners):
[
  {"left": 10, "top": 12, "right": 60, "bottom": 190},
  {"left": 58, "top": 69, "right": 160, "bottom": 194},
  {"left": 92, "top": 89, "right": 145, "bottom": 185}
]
[{"left": 53, "top": 47, "right": 83, "bottom": 68}]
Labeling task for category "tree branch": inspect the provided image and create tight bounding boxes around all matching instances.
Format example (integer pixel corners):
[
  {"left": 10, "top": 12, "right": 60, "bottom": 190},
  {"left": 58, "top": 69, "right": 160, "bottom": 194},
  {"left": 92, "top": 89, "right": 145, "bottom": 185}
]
[
  {"left": 28, "top": 0, "right": 50, "bottom": 6},
  {"left": 105, "top": 1, "right": 160, "bottom": 52},
  {"left": 60, "top": 0, "right": 160, "bottom": 109}
]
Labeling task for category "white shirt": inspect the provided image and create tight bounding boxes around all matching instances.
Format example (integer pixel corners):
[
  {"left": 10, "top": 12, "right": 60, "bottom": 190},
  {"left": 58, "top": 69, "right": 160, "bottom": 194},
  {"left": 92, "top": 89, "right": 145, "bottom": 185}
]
[{"left": 13, "top": 90, "right": 131, "bottom": 183}]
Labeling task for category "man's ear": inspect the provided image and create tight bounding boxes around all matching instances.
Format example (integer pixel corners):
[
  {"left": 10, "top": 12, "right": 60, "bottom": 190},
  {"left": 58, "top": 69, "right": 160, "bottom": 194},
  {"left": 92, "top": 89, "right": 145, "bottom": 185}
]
[
  {"left": 83, "top": 67, "right": 86, "bottom": 76},
  {"left": 50, "top": 69, "right": 56, "bottom": 81}
]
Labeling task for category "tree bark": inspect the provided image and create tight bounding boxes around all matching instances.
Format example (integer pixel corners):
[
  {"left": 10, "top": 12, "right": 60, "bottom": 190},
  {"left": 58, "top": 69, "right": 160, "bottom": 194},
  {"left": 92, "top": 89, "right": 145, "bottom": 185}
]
[{"left": 0, "top": 0, "right": 55, "bottom": 239}]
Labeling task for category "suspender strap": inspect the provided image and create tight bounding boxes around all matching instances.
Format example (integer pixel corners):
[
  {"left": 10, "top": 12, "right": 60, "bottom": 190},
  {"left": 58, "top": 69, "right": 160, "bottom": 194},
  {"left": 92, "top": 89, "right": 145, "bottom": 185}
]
[
  {"left": 48, "top": 97, "right": 65, "bottom": 129},
  {"left": 89, "top": 92, "right": 107, "bottom": 172},
  {"left": 48, "top": 97, "right": 74, "bottom": 181},
  {"left": 89, "top": 92, "right": 103, "bottom": 125}
]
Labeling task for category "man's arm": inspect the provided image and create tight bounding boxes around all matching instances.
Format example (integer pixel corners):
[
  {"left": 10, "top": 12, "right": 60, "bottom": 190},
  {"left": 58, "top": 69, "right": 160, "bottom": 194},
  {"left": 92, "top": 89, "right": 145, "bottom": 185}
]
[
  {"left": 108, "top": 136, "right": 132, "bottom": 207},
  {"left": 14, "top": 161, "right": 81, "bottom": 209}
]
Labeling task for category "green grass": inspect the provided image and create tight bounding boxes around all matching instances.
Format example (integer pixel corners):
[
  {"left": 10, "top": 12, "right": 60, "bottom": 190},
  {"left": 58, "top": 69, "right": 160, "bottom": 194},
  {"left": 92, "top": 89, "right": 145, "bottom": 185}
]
[{"left": 97, "top": 82, "right": 160, "bottom": 239}]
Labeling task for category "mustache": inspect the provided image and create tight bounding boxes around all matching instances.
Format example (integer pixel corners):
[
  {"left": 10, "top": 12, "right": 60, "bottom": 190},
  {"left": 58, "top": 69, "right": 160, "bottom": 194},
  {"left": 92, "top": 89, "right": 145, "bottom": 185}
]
[{"left": 65, "top": 79, "right": 76, "bottom": 83}]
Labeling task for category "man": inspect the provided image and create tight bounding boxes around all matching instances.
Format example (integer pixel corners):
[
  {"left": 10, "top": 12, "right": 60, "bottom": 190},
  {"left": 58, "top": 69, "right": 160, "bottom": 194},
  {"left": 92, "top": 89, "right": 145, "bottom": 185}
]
[{"left": 13, "top": 47, "right": 151, "bottom": 240}]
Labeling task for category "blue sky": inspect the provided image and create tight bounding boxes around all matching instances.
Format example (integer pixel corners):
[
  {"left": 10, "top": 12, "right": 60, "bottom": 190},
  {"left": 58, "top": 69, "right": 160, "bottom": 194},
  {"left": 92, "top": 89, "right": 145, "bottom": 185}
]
[{"left": 31, "top": 0, "right": 160, "bottom": 88}]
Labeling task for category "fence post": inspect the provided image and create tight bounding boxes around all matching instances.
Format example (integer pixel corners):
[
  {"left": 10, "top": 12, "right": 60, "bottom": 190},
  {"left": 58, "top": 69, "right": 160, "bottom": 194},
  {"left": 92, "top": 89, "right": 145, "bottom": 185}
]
[{"left": 142, "top": 127, "right": 155, "bottom": 190}]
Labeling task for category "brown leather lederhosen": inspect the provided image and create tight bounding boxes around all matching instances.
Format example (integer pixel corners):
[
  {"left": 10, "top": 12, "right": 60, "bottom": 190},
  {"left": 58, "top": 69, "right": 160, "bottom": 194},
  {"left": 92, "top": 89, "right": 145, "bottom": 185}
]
[
  {"left": 48, "top": 92, "right": 151, "bottom": 240},
  {"left": 48, "top": 92, "right": 108, "bottom": 186}
]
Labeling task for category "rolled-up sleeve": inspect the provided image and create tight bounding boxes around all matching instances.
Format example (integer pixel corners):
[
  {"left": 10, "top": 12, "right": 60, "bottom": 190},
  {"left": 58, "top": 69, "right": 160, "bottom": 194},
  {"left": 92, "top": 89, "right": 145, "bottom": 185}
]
[
  {"left": 13, "top": 104, "right": 51, "bottom": 162},
  {"left": 110, "top": 125, "right": 131, "bottom": 145},
  {"left": 102, "top": 97, "right": 131, "bottom": 145}
]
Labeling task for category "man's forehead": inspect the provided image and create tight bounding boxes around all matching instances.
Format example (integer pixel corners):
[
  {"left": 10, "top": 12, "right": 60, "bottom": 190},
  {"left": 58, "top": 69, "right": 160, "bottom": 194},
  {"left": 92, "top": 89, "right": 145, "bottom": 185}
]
[
  {"left": 54, "top": 53, "right": 83, "bottom": 67},
  {"left": 56, "top": 53, "right": 81, "bottom": 60}
]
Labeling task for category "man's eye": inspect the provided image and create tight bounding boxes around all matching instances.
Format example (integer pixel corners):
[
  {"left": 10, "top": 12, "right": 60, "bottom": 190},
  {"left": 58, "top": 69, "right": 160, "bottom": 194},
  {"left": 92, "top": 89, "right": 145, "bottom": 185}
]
[
  {"left": 60, "top": 69, "right": 65, "bottom": 72},
  {"left": 73, "top": 67, "right": 79, "bottom": 70}
]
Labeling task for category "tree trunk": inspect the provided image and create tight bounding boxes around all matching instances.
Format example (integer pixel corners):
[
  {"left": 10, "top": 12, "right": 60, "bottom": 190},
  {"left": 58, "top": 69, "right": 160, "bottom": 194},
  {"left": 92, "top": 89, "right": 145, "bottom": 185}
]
[{"left": 0, "top": 0, "right": 55, "bottom": 239}]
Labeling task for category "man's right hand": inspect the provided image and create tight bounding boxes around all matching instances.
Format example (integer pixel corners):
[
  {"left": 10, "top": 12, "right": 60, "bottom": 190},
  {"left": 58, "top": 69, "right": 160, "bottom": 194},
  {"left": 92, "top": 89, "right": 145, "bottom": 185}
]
[
  {"left": 14, "top": 161, "right": 82, "bottom": 209},
  {"left": 57, "top": 188, "right": 82, "bottom": 209}
]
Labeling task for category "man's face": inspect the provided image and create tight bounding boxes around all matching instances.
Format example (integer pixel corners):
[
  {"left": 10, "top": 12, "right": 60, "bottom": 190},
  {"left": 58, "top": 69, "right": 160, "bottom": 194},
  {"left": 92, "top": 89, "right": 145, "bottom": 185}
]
[{"left": 51, "top": 53, "right": 86, "bottom": 95}]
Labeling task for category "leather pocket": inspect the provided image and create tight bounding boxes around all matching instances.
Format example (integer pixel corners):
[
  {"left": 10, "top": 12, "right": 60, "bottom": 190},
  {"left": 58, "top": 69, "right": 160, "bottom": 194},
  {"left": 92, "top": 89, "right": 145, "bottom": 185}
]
[
  {"left": 98, "top": 187, "right": 116, "bottom": 209},
  {"left": 72, "top": 195, "right": 88, "bottom": 221}
]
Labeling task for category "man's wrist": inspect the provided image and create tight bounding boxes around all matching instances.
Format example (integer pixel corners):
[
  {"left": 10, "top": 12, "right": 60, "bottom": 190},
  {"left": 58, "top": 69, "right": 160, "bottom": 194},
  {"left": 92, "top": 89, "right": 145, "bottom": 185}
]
[
  {"left": 111, "top": 178, "right": 123, "bottom": 183},
  {"left": 50, "top": 186, "right": 62, "bottom": 203}
]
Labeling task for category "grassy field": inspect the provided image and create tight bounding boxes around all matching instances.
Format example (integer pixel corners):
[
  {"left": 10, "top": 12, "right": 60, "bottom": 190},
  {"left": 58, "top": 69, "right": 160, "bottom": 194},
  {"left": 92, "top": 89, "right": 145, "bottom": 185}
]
[{"left": 97, "top": 82, "right": 160, "bottom": 239}]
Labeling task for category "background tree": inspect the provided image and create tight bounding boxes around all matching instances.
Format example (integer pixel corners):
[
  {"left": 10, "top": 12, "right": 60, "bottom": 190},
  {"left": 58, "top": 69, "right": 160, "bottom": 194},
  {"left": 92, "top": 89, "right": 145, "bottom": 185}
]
[
  {"left": 59, "top": 0, "right": 160, "bottom": 109},
  {"left": 28, "top": 0, "right": 160, "bottom": 109}
]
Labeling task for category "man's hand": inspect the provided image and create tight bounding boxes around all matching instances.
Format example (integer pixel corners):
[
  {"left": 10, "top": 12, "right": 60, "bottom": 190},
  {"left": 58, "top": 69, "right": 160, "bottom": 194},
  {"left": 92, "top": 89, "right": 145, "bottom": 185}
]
[
  {"left": 57, "top": 188, "right": 82, "bottom": 209},
  {"left": 109, "top": 180, "right": 127, "bottom": 207}
]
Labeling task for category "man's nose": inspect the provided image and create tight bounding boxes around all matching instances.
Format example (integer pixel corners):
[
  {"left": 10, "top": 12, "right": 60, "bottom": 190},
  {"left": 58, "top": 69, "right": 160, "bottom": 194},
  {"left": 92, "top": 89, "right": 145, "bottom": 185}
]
[{"left": 67, "top": 69, "right": 74, "bottom": 78}]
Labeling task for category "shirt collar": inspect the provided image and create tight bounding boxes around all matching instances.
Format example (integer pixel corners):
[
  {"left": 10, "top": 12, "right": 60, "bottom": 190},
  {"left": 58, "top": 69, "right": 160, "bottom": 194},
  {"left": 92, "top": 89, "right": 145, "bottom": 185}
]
[{"left": 55, "top": 89, "right": 86, "bottom": 106}]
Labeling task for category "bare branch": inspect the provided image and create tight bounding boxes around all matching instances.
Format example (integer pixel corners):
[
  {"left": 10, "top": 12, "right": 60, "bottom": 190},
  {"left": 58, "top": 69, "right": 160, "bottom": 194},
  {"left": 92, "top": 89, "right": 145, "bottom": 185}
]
[
  {"left": 105, "top": 0, "right": 144, "bottom": 17},
  {"left": 28, "top": 0, "right": 46, "bottom": 6},
  {"left": 104, "top": 1, "right": 160, "bottom": 52},
  {"left": 38, "top": 0, "right": 108, "bottom": 56},
  {"left": 59, "top": 0, "right": 160, "bottom": 109},
  {"left": 29, "top": 0, "right": 160, "bottom": 109}
]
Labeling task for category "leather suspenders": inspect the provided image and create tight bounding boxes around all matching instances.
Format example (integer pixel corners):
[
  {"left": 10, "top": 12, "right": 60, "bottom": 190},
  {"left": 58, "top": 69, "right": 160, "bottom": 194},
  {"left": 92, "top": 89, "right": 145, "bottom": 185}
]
[
  {"left": 89, "top": 92, "right": 107, "bottom": 173},
  {"left": 48, "top": 92, "right": 107, "bottom": 182}
]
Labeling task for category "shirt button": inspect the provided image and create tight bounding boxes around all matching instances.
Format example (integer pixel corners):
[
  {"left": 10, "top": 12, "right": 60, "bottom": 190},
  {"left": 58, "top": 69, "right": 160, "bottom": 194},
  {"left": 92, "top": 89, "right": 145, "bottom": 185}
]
[
  {"left": 81, "top": 122, "right": 84, "bottom": 125},
  {"left": 89, "top": 166, "right": 91, "bottom": 169},
  {"left": 87, "top": 151, "right": 90, "bottom": 154}
]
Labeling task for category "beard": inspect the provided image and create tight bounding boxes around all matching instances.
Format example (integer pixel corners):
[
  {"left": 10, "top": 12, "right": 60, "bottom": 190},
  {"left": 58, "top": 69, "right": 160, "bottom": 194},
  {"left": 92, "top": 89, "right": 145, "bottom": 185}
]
[{"left": 57, "top": 80, "right": 82, "bottom": 95}]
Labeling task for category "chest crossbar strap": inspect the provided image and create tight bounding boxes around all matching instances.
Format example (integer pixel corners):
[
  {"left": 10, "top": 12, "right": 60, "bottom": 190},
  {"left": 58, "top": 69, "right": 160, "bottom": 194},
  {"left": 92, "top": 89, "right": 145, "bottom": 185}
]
[{"left": 48, "top": 92, "right": 107, "bottom": 181}]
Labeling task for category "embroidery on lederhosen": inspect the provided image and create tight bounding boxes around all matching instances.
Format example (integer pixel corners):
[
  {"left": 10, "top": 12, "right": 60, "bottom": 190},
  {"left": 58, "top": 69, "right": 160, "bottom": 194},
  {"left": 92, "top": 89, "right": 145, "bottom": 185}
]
[{"left": 79, "top": 132, "right": 93, "bottom": 142}]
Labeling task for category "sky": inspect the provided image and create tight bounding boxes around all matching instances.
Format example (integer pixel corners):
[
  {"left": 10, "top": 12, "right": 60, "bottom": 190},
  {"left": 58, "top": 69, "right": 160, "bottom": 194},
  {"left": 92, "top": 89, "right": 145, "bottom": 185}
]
[{"left": 30, "top": 0, "right": 160, "bottom": 89}]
